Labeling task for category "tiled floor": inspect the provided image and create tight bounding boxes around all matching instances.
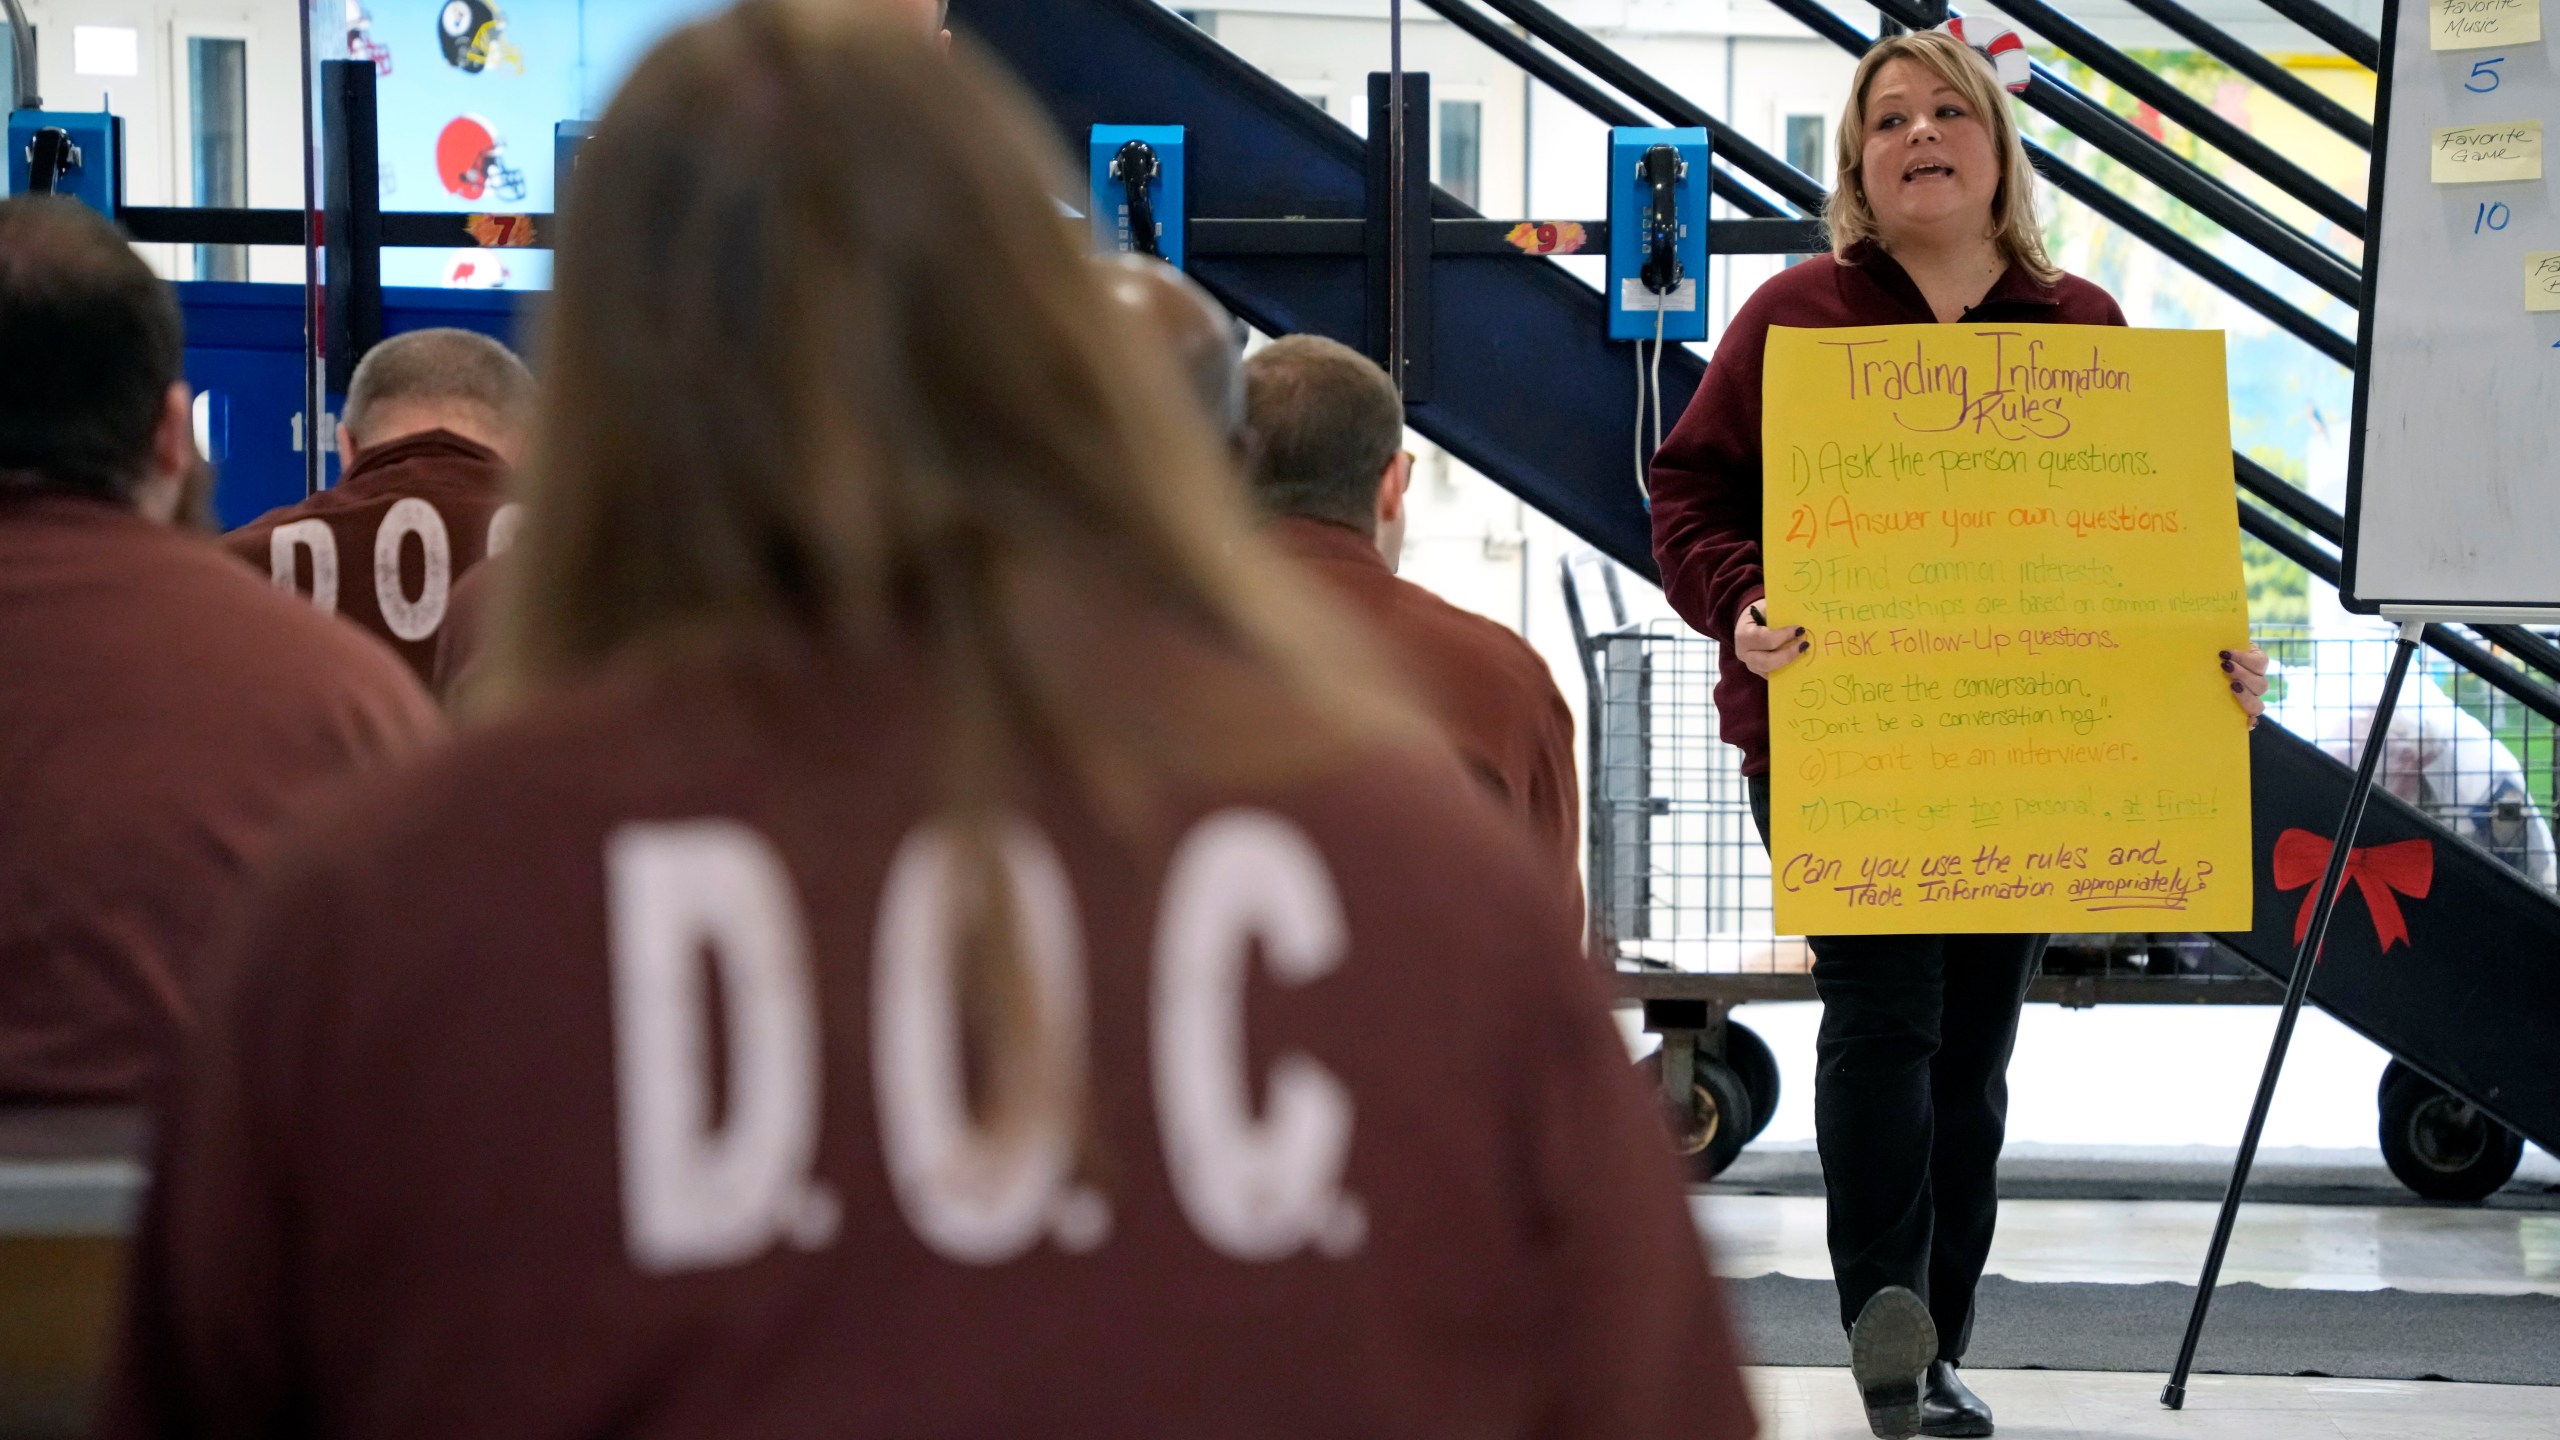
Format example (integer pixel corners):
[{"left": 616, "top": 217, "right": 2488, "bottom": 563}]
[
  {"left": 1710, "top": 1192, "right": 2560, "bottom": 1435},
  {"left": 1698, "top": 1195, "right": 2560, "bottom": 1296},
  {"left": 1745, "top": 1366, "right": 2560, "bottom": 1439}
]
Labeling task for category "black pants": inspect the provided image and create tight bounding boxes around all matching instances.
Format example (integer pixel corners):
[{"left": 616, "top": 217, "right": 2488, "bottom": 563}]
[{"left": 1749, "top": 775, "right": 2044, "bottom": 1361}]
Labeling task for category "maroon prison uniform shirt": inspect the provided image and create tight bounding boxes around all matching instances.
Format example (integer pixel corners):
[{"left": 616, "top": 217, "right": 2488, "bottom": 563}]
[
  {"left": 1647, "top": 242, "right": 2126, "bottom": 776},
  {"left": 97, "top": 637, "right": 1752, "bottom": 1440},
  {"left": 223, "top": 429, "right": 519, "bottom": 686},
  {"left": 0, "top": 492, "right": 442, "bottom": 1102},
  {"left": 1270, "top": 515, "right": 1583, "bottom": 914}
]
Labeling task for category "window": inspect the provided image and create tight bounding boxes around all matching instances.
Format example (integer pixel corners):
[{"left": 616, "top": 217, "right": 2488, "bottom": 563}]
[
  {"left": 1785, "top": 114, "right": 1825, "bottom": 182},
  {"left": 1783, "top": 114, "right": 1825, "bottom": 268},
  {"left": 73, "top": 26, "right": 140, "bottom": 77},
  {"left": 1437, "top": 98, "right": 1481, "bottom": 209},
  {"left": 190, "top": 38, "right": 249, "bottom": 283}
]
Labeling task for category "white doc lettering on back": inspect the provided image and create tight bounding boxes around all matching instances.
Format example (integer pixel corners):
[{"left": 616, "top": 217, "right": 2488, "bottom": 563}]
[
  {"left": 1152, "top": 810, "right": 1362, "bottom": 1260},
  {"left": 373, "top": 497, "right": 451, "bottom": 640},
  {"left": 607, "top": 821, "right": 834, "bottom": 1276},
  {"left": 268, "top": 518, "right": 339, "bottom": 614},
  {"left": 873, "top": 821, "right": 1098, "bottom": 1264}
]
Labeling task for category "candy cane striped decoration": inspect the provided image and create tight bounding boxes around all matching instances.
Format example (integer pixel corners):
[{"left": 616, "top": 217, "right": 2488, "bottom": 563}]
[{"left": 1942, "top": 13, "right": 2032, "bottom": 96}]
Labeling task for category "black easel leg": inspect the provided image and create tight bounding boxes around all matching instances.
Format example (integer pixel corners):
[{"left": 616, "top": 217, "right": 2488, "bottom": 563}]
[{"left": 2161, "top": 618, "right": 2425, "bottom": 1411}]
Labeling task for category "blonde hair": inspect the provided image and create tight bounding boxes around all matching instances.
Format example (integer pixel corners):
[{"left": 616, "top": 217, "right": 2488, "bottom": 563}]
[
  {"left": 489, "top": 2, "right": 1407, "bottom": 1140},
  {"left": 1825, "top": 30, "right": 2058, "bottom": 285}
]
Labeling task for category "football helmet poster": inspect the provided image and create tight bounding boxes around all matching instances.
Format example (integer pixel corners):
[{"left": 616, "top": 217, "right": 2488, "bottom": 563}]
[
  {"left": 434, "top": 115, "right": 527, "bottom": 202},
  {"left": 346, "top": 2, "right": 393, "bottom": 75},
  {"left": 349, "top": 0, "right": 725, "bottom": 290},
  {"left": 438, "top": 0, "right": 523, "bottom": 75}
]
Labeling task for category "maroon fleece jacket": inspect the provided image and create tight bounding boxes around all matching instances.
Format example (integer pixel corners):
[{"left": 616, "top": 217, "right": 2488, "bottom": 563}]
[{"left": 1647, "top": 242, "right": 2125, "bottom": 776}]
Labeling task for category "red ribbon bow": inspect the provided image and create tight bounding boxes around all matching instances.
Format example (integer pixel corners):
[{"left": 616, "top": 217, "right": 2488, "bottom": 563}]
[{"left": 2271, "top": 829, "right": 2434, "bottom": 953}]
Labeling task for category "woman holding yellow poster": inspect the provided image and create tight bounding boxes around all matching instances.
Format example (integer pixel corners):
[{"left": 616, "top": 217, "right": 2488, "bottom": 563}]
[{"left": 1648, "top": 28, "right": 2267, "bottom": 1440}]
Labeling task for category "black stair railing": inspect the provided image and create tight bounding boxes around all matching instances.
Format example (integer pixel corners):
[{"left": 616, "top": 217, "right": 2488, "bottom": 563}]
[
  {"left": 2120, "top": 0, "right": 2374, "bottom": 146},
  {"left": 1420, "top": 0, "right": 2368, "bottom": 436},
  {"left": 2022, "top": 146, "right": 2353, "bottom": 362},
  {"left": 1863, "top": 0, "right": 2364, "bottom": 300},
  {"left": 1466, "top": 0, "right": 1831, "bottom": 215},
  {"left": 1448, "top": 0, "right": 2365, "bottom": 316},
  {"left": 1416, "top": 0, "right": 2347, "bottom": 362},
  {"left": 1414, "top": 0, "right": 1801, "bottom": 218},
  {"left": 2014, "top": 63, "right": 2361, "bottom": 299},
  {"left": 1987, "top": 0, "right": 2367, "bottom": 235},
  {"left": 2254, "top": 0, "right": 2382, "bottom": 69},
  {"left": 1464, "top": 0, "right": 2355, "bottom": 317},
  {"left": 1422, "top": 0, "right": 2358, "bottom": 359},
  {"left": 1737, "top": 0, "right": 2355, "bottom": 362},
  {"left": 1412, "top": 0, "right": 2560, "bottom": 702}
]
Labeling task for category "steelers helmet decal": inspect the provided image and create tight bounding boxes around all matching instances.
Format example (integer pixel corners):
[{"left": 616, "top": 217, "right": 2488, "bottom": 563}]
[{"left": 437, "top": 0, "right": 514, "bottom": 74}]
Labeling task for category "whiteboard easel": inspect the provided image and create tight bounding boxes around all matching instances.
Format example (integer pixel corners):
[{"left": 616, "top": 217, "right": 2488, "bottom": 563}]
[{"left": 2347, "top": 0, "right": 2560, "bottom": 620}]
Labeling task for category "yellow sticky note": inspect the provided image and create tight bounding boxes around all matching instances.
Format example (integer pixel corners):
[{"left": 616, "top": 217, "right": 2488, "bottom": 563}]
[
  {"left": 2433, "top": 0, "right": 2540, "bottom": 49},
  {"left": 2529, "top": 252, "right": 2560, "bottom": 311},
  {"left": 2433, "top": 121, "right": 2543, "bottom": 183},
  {"left": 1760, "top": 325, "right": 2251, "bottom": 936}
]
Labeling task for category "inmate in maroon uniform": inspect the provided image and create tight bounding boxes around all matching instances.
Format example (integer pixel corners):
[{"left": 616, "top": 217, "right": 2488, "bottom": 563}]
[
  {"left": 0, "top": 199, "right": 442, "bottom": 1102},
  {"left": 1243, "top": 337, "right": 1582, "bottom": 910},
  {"left": 1271, "top": 515, "right": 1581, "bottom": 894},
  {"left": 97, "top": 13, "right": 1749, "bottom": 1435},
  {"left": 223, "top": 328, "right": 531, "bottom": 685},
  {"left": 101, "top": 643, "right": 1748, "bottom": 1439}
]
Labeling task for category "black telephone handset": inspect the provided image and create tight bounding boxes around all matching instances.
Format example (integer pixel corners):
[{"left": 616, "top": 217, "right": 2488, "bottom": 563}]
[
  {"left": 1638, "top": 143, "right": 1684, "bottom": 295},
  {"left": 1111, "top": 139, "right": 1163, "bottom": 260},
  {"left": 26, "top": 127, "right": 82, "bottom": 196}
]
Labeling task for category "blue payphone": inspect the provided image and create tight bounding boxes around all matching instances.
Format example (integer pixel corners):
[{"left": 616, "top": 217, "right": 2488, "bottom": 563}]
[
  {"left": 8, "top": 107, "right": 122, "bottom": 216},
  {"left": 1605, "top": 126, "right": 1709, "bottom": 343},
  {"left": 1089, "top": 124, "right": 1186, "bottom": 269}
]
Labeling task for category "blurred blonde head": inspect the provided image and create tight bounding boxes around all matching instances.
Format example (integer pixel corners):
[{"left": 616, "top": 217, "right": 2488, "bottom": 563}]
[{"left": 489, "top": 1, "right": 1404, "bottom": 1138}]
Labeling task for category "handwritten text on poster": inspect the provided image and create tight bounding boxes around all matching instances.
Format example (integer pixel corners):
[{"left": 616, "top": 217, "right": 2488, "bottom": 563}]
[{"left": 1762, "top": 324, "right": 2253, "bottom": 935}]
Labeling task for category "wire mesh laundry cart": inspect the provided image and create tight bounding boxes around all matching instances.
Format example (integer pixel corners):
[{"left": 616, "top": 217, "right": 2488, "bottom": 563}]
[{"left": 1562, "top": 555, "right": 2293, "bottom": 1181}]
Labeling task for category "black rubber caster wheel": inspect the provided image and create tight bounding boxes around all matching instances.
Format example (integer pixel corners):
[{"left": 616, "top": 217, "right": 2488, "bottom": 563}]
[
  {"left": 2378, "top": 1060, "right": 2523, "bottom": 1203},
  {"left": 1638, "top": 1048, "right": 1755, "bottom": 1183},
  {"left": 1722, "top": 1020, "right": 1781, "bottom": 1144}
]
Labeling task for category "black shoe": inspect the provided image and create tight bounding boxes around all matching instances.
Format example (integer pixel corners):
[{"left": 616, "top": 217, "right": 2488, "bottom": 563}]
[
  {"left": 1848, "top": 1287, "right": 1938, "bottom": 1439},
  {"left": 1920, "top": 1360, "right": 1994, "bottom": 1437}
]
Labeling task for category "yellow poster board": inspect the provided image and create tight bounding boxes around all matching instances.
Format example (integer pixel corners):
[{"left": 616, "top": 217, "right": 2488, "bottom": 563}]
[{"left": 1761, "top": 324, "right": 2253, "bottom": 935}]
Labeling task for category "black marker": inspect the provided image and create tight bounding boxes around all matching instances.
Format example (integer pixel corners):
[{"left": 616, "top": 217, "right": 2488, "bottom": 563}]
[{"left": 1749, "top": 603, "right": 1768, "bottom": 627}]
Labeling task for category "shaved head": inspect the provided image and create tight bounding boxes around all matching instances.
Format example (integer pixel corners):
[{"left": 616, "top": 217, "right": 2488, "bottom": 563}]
[
  {"left": 343, "top": 327, "right": 533, "bottom": 451},
  {"left": 1091, "top": 253, "right": 1245, "bottom": 444}
]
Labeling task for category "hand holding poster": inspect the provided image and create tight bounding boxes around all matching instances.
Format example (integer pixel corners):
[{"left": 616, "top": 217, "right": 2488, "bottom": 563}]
[{"left": 1761, "top": 323, "right": 2253, "bottom": 935}]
